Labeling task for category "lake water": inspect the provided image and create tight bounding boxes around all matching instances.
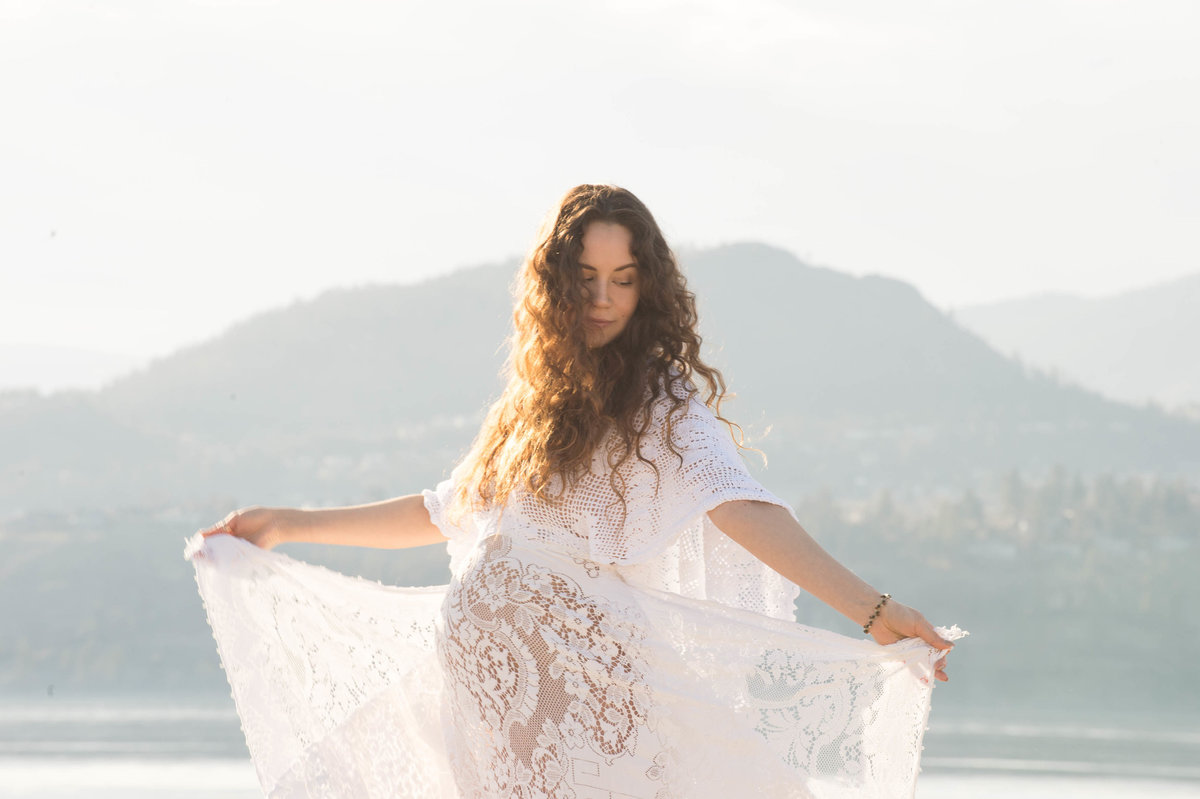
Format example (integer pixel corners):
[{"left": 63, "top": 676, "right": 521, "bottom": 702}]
[{"left": 2, "top": 697, "right": 1198, "bottom": 798}]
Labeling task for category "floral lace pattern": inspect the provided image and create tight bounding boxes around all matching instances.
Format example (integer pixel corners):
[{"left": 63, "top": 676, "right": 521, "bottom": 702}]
[
  {"left": 188, "top": 529, "right": 963, "bottom": 799},
  {"left": 439, "top": 535, "right": 662, "bottom": 799}
]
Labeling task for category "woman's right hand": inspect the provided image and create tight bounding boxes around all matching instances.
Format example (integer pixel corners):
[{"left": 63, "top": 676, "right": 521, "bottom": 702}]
[
  {"left": 199, "top": 507, "right": 289, "bottom": 550},
  {"left": 869, "top": 598, "right": 954, "bottom": 682}
]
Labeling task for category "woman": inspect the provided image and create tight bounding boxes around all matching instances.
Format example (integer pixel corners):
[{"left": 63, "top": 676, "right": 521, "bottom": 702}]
[{"left": 190, "top": 184, "right": 960, "bottom": 799}]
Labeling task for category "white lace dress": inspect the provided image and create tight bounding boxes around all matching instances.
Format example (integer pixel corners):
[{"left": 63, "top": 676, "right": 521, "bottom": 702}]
[{"left": 186, "top": 391, "right": 963, "bottom": 799}]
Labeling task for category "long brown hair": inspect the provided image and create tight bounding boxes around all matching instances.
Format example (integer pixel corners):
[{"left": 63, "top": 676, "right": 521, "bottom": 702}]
[{"left": 450, "top": 184, "right": 742, "bottom": 517}]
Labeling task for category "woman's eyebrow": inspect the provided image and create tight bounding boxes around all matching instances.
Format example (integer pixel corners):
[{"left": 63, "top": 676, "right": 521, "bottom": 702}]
[{"left": 579, "top": 263, "right": 638, "bottom": 271}]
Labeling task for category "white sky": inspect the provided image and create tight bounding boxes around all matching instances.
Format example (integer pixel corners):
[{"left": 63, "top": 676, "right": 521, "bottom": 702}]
[{"left": 2, "top": 0, "right": 1198, "bottom": 388}]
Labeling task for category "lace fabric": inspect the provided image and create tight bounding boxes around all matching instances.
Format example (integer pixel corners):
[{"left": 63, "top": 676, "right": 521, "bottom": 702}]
[{"left": 187, "top": 391, "right": 965, "bottom": 798}]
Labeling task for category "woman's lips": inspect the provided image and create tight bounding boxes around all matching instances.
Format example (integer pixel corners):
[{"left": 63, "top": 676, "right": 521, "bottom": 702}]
[{"left": 586, "top": 318, "right": 613, "bottom": 327}]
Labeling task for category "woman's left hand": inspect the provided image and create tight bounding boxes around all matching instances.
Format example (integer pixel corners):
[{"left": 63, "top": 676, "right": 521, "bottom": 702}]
[
  {"left": 198, "top": 507, "right": 288, "bottom": 550},
  {"left": 870, "top": 599, "right": 954, "bottom": 682}
]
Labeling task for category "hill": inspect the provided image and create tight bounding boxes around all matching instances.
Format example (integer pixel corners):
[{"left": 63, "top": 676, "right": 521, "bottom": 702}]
[
  {"left": 2, "top": 244, "right": 1198, "bottom": 516},
  {"left": 954, "top": 272, "right": 1200, "bottom": 413}
]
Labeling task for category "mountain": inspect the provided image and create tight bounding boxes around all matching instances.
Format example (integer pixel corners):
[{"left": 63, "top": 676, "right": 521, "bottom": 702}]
[
  {"left": 953, "top": 273, "right": 1200, "bottom": 412},
  {"left": 2, "top": 244, "right": 1198, "bottom": 516},
  {"left": 97, "top": 262, "right": 515, "bottom": 447}
]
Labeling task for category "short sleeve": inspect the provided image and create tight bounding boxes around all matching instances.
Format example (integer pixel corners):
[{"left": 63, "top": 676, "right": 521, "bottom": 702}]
[
  {"left": 591, "top": 389, "right": 794, "bottom": 561},
  {"left": 421, "top": 477, "right": 466, "bottom": 540},
  {"left": 657, "top": 393, "right": 796, "bottom": 527},
  {"left": 615, "top": 390, "right": 802, "bottom": 620},
  {"left": 421, "top": 467, "right": 480, "bottom": 576}
]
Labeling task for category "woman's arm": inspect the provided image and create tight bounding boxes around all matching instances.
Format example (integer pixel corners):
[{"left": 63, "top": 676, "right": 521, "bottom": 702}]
[
  {"left": 199, "top": 494, "right": 446, "bottom": 551},
  {"left": 707, "top": 499, "right": 954, "bottom": 679}
]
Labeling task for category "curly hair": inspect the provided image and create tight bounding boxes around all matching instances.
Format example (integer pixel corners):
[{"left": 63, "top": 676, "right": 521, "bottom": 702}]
[{"left": 450, "top": 184, "right": 745, "bottom": 519}]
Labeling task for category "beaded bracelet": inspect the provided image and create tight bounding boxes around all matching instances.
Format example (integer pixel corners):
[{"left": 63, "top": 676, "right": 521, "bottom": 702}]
[{"left": 862, "top": 593, "right": 891, "bottom": 635}]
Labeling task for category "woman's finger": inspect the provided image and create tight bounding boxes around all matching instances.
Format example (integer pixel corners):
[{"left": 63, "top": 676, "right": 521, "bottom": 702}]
[
  {"left": 200, "top": 514, "right": 237, "bottom": 538},
  {"left": 918, "top": 616, "right": 955, "bottom": 651}
]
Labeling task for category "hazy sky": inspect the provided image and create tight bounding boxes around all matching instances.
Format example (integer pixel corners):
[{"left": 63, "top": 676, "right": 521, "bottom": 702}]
[{"left": 3, "top": 0, "right": 1198, "bottom": 389}]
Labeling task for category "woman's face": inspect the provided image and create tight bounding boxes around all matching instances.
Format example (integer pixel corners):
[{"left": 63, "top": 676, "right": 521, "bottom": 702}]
[{"left": 578, "top": 221, "right": 640, "bottom": 348}]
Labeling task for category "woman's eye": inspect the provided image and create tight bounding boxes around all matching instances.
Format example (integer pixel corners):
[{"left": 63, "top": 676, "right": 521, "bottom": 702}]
[{"left": 617, "top": 281, "right": 634, "bottom": 287}]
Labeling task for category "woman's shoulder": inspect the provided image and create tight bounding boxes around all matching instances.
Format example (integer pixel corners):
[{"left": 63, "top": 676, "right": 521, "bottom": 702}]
[
  {"left": 642, "top": 372, "right": 724, "bottom": 445},
  {"left": 648, "top": 368, "right": 713, "bottom": 410},
  {"left": 647, "top": 363, "right": 698, "bottom": 402}
]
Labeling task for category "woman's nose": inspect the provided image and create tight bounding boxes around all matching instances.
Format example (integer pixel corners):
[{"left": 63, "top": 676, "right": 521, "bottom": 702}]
[{"left": 590, "top": 282, "right": 612, "bottom": 307}]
